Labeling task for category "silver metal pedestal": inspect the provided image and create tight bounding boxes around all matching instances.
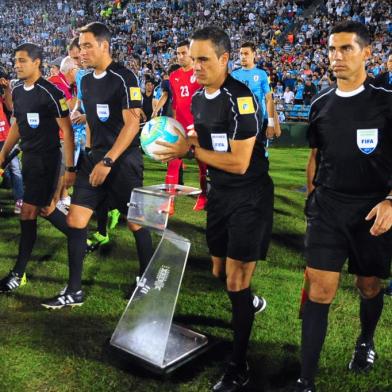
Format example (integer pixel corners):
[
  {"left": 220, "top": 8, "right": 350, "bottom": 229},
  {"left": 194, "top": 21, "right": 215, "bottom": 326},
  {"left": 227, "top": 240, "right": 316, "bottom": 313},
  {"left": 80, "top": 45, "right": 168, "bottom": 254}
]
[{"left": 110, "top": 185, "right": 209, "bottom": 374}]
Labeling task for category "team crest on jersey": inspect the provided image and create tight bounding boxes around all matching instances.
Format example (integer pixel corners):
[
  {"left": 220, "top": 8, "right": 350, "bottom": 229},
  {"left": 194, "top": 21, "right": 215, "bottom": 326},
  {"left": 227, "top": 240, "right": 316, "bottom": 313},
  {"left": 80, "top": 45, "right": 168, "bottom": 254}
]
[
  {"left": 237, "top": 97, "right": 255, "bottom": 115},
  {"left": 253, "top": 75, "right": 259, "bottom": 82},
  {"left": 190, "top": 74, "right": 197, "bottom": 84},
  {"left": 96, "top": 104, "right": 110, "bottom": 122},
  {"left": 357, "top": 129, "right": 378, "bottom": 154},
  {"left": 130, "top": 87, "right": 142, "bottom": 101},
  {"left": 27, "top": 113, "right": 40, "bottom": 128},
  {"left": 59, "top": 98, "right": 68, "bottom": 112}
]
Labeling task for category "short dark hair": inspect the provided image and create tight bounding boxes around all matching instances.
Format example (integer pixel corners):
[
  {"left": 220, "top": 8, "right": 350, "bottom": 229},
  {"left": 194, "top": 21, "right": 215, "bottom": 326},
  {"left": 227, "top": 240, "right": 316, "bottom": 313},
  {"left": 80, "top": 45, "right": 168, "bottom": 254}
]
[
  {"left": 14, "top": 43, "right": 43, "bottom": 65},
  {"left": 68, "top": 36, "right": 80, "bottom": 51},
  {"left": 168, "top": 63, "right": 181, "bottom": 74},
  {"left": 191, "top": 26, "right": 231, "bottom": 57},
  {"left": 330, "top": 21, "right": 370, "bottom": 48},
  {"left": 177, "top": 40, "right": 190, "bottom": 48},
  {"left": 79, "top": 22, "right": 111, "bottom": 44},
  {"left": 241, "top": 42, "right": 256, "bottom": 52}
]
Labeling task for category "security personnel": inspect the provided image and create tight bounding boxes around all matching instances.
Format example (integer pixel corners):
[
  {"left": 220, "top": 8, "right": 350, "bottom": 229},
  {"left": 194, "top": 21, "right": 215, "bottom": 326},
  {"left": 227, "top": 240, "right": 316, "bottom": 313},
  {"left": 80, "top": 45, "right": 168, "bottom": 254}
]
[
  {"left": 41, "top": 22, "right": 153, "bottom": 309},
  {"left": 0, "top": 43, "right": 75, "bottom": 293},
  {"left": 294, "top": 21, "right": 392, "bottom": 392},
  {"left": 156, "top": 27, "right": 274, "bottom": 392}
]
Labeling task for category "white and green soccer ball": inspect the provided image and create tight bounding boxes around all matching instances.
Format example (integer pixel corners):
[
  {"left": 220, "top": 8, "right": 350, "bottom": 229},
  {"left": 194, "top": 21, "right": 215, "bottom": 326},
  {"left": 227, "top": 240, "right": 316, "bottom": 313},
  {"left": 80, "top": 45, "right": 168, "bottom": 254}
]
[{"left": 140, "top": 116, "right": 186, "bottom": 160}]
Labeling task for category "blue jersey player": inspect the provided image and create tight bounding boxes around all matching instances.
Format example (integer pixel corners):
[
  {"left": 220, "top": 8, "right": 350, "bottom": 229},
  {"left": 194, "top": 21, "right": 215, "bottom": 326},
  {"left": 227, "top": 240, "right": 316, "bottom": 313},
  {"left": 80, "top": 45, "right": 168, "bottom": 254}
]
[{"left": 231, "top": 42, "right": 281, "bottom": 139}]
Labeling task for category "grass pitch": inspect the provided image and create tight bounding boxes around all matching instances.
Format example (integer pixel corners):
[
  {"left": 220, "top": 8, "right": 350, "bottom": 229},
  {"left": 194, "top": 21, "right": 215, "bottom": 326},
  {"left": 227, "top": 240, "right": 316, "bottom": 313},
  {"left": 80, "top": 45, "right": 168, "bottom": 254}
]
[{"left": 0, "top": 148, "right": 391, "bottom": 392}]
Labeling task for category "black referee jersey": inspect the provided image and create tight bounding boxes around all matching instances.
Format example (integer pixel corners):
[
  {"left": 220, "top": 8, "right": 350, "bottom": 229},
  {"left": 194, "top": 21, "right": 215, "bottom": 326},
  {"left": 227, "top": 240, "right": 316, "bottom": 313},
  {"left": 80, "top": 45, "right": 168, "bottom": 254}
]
[
  {"left": 12, "top": 77, "right": 69, "bottom": 153},
  {"left": 308, "top": 80, "right": 392, "bottom": 195},
  {"left": 191, "top": 74, "right": 268, "bottom": 189},
  {"left": 80, "top": 62, "right": 142, "bottom": 152}
]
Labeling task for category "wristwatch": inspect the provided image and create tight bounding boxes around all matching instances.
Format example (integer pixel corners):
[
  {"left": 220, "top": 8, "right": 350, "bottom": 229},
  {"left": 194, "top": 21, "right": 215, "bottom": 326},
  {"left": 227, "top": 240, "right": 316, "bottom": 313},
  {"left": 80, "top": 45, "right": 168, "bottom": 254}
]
[
  {"left": 65, "top": 166, "right": 77, "bottom": 172},
  {"left": 102, "top": 157, "right": 114, "bottom": 167}
]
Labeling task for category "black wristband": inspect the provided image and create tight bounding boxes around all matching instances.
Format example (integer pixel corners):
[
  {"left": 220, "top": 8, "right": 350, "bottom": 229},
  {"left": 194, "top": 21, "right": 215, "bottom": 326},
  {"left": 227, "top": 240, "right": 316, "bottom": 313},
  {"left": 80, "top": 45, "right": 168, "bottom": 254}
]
[{"left": 65, "top": 166, "right": 77, "bottom": 173}]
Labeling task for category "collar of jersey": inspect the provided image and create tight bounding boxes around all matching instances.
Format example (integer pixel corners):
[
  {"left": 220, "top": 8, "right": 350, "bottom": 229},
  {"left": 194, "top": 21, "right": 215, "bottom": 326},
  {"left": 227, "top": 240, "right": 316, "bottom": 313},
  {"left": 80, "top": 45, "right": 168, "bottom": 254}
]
[
  {"left": 93, "top": 71, "right": 107, "bottom": 79},
  {"left": 335, "top": 84, "right": 365, "bottom": 97},
  {"left": 23, "top": 84, "right": 35, "bottom": 91},
  {"left": 204, "top": 89, "right": 221, "bottom": 100}
]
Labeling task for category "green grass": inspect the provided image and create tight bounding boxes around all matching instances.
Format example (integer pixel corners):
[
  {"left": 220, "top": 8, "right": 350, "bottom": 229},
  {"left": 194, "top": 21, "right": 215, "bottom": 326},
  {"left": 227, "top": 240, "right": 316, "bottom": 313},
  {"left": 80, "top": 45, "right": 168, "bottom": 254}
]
[{"left": 0, "top": 148, "right": 391, "bottom": 392}]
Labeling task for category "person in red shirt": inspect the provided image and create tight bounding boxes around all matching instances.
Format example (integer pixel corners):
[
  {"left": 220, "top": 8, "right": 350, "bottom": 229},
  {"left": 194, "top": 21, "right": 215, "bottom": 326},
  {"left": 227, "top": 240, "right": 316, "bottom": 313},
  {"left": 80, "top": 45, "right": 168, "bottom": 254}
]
[
  {"left": 0, "top": 69, "right": 24, "bottom": 213},
  {"left": 167, "top": 40, "right": 207, "bottom": 212},
  {"left": 48, "top": 56, "right": 78, "bottom": 212}
]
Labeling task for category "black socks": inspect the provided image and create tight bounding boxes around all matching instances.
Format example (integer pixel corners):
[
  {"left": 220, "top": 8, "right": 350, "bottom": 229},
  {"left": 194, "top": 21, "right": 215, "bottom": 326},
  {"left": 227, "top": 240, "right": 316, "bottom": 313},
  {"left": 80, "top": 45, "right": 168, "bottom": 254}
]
[
  {"left": 228, "top": 287, "right": 255, "bottom": 366},
  {"left": 133, "top": 228, "right": 153, "bottom": 276},
  {"left": 13, "top": 220, "right": 37, "bottom": 276},
  {"left": 67, "top": 227, "right": 87, "bottom": 292},
  {"left": 301, "top": 300, "right": 330, "bottom": 383},
  {"left": 44, "top": 208, "right": 69, "bottom": 235},
  {"left": 359, "top": 290, "right": 384, "bottom": 344}
]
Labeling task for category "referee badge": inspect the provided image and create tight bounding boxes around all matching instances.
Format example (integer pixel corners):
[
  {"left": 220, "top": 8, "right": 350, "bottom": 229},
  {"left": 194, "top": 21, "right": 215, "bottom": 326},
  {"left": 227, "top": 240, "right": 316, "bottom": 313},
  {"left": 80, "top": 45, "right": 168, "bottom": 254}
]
[
  {"left": 96, "top": 104, "right": 110, "bottom": 122},
  {"left": 130, "top": 87, "right": 142, "bottom": 101},
  {"left": 59, "top": 98, "right": 68, "bottom": 112},
  {"left": 27, "top": 113, "right": 40, "bottom": 128},
  {"left": 237, "top": 97, "right": 255, "bottom": 115},
  {"left": 357, "top": 129, "right": 378, "bottom": 155}
]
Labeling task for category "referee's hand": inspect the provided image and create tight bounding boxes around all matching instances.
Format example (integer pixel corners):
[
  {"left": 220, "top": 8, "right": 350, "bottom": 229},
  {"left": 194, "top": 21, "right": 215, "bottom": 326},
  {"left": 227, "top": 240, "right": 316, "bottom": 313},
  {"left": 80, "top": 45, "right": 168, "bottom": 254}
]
[
  {"left": 155, "top": 127, "right": 189, "bottom": 162},
  {"left": 89, "top": 162, "right": 111, "bottom": 187},
  {"left": 365, "top": 200, "right": 392, "bottom": 236}
]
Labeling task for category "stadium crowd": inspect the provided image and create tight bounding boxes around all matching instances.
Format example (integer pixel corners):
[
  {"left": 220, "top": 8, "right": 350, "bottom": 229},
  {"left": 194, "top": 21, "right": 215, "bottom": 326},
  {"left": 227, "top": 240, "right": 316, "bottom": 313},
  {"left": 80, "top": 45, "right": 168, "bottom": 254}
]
[{"left": 0, "top": 0, "right": 391, "bottom": 98}]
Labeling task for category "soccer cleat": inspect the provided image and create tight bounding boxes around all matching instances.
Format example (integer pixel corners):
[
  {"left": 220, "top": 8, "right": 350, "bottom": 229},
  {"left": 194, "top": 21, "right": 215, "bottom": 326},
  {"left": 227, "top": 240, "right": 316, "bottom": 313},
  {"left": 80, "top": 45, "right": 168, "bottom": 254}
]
[
  {"left": 252, "top": 295, "right": 267, "bottom": 314},
  {"left": 14, "top": 199, "right": 23, "bottom": 214},
  {"left": 108, "top": 209, "right": 121, "bottom": 230},
  {"left": 291, "top": 378, "right": 316, "bottom": 392},
  {"left": 41, "top": 289, "right": 84, "bottom": 309},
  {"left": 193, "top": 194, "right": 207, "bottom": 211},
  {"left": 348, "top": 341, "right": 376, "bottom": 372},
  {"left": 0, "top": 271, "right": 27, "bottom": 293},
  {"left": 212, "top": 362, "right": 250, "bottom": 392},
  {"left": 86, "top": 231, "right": 110, "bottom": 253}
]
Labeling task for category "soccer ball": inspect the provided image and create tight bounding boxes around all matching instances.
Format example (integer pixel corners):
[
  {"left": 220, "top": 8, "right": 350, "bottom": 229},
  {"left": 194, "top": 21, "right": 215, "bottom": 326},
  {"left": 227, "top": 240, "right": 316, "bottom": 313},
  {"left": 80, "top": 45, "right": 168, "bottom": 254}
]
[{"left": 140, "top": 116, "right": 186, "bottom": 160}]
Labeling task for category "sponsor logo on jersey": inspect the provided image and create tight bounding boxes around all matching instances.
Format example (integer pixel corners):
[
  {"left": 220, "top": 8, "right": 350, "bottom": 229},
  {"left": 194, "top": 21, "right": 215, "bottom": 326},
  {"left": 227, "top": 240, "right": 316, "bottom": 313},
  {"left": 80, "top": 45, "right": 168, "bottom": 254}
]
[
  {"left": 130, "top": 87, "right": 142, "bottom": 101},
  {"left": 237, "top": 97, "right": 255, "bottom": 115},
  {"left": 357, "top": 129, "right": 378, "bottom": 154},
  {"left": 96, "top": 104, "right": 110, "bottom": 122},
  {"left": 59, "top": 98, "right": 68, "bottom": 112},
  {"left": 27, "top": 113, "right": 40, "bottom": 128},
  {"left": 190, "top": 74, "right": 197, "bottom": 83}
]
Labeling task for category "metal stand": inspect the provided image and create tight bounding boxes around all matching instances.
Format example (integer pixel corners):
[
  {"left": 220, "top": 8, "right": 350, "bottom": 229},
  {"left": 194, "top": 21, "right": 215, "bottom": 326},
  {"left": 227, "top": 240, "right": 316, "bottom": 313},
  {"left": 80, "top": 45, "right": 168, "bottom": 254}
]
[{"left": 110, "top": 185, "right": 209, "bottom": 374}]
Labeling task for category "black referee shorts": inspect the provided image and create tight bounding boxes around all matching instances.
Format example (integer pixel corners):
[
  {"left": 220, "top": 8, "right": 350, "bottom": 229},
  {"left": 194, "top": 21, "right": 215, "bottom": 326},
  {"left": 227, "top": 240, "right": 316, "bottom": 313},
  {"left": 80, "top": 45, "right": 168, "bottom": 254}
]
[
  {"left": 71, "top": 149, "right": 143, "bottom": 215},
  {"left": 305, "top": 187, "right": 392, "bottom": 279},
  {"left": 206, "top": 175, "right": 274, "bottom": 262},
  {"left": 22, "top": 149, "right": 61, "bottom": 207}
]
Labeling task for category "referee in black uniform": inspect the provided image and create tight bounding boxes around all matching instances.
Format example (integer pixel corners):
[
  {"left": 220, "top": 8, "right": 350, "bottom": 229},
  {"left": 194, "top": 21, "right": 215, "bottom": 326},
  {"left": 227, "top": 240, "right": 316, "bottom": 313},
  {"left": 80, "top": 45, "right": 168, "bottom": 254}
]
[
  {"left": 41, "top": 22, "right": 153, "bottom": 309},
  {"left": 156, "top": 27, "right": 274, "bottom": 392},
  {"left": 293, "top": 22, "right": 392, "bottom": 392},
  {"left": 0, "top": 43, "right": 75, "bottom": 293}
]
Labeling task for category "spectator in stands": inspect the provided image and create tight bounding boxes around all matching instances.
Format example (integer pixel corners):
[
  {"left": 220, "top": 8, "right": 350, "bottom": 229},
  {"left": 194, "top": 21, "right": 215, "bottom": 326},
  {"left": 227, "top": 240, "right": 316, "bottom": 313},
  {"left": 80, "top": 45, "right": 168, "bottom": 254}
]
[
  {"left": 303, "top": 78, "right": 318, "bottom": 105},
  {"left": 283, "top": 86, "right": 295, "bottom": 104}
]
